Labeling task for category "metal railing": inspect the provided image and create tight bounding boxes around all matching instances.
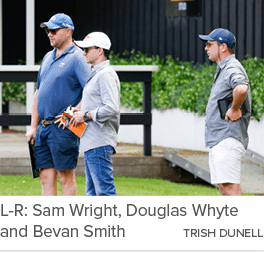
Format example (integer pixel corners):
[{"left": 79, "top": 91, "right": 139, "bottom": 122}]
[{"left": 0, "top": 65, "right": 158, "bottom": 156}]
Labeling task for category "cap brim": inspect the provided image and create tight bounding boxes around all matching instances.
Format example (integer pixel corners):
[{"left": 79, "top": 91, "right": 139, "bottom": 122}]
[
  {"left": 199, "top": 35, "right": 214, "bottom": 41},
  {"left": 40, "top": 21, "right": 61, "bottom": 29},
  {"left": 74, "top": 40, "right": 94, "bottom": 48}
]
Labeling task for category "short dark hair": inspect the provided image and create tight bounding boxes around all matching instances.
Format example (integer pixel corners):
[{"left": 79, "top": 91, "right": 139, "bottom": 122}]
[
  {"left": 103, "top": 49, "right": 110, "bottom": 59},
  {"left": 228, "top": 44, "right": 236, "bottom": 54},
  {"left": 217, "top": 42, "right": 236, "bottom": 54},
  {"left": 94, "top": 46, "right": 110, "bottom": 59}
]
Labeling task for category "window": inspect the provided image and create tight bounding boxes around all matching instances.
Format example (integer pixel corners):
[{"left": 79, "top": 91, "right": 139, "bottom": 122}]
[{"left": 165, "top": 0, "right": 201, "bottom": 17}]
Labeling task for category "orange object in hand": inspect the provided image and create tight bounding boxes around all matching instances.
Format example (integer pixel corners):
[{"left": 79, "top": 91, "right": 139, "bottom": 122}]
[{"left": 61, "top": 109, "right": 87, "bottom": 138}]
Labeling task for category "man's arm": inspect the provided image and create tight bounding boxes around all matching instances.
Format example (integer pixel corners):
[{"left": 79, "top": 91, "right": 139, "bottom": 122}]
[
  {"left": 92, "top": 72, "right": 120, "bottom": 123},
  {"left": 70, "top": 72, "right": 120, "bottom": 127},
  {"left": 25, "top": 89, "right": 40, "bottom": 144},
  {"left": 225, "top": 84, "right": 248, "bottom": 122}
]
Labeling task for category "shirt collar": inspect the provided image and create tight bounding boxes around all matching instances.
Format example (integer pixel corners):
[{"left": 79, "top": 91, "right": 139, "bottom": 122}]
[
  {"left": 217, "top": 54, "right": 235, "bottom": 70},
  {"left": 93, "top": 60, "right": 110, "bottom": 72},
  {"left": 52, "top": 43, "right": 76, "bottom": 60}
]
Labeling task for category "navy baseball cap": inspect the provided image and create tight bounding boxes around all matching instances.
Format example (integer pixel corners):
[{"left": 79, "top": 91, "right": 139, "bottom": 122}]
[
  {"left": 40, "top": 13, "right": 75, "bottom": 31},
  {"left": 199, "top": 28, "right": 236, "bottom": 48}
]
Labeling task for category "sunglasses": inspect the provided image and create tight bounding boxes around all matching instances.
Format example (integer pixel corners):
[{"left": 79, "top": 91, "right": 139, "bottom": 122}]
[
  {"left": 83, "top": 46, "right": 100, "bottom": 53},
  {"left": 44, "top": 27, "right": 65, "bottom": 35},
  {"left": 206, "top": 42, "right": 218, "bottom": 47}
]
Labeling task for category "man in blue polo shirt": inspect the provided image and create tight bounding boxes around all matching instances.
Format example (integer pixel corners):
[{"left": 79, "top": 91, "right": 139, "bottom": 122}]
[{"left": 26, "top": 13, "right": 90, "bottom": 195}]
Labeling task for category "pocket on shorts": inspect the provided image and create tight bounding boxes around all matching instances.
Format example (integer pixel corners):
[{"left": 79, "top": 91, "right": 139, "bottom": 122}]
[
  {"left": 224, "top": 137, "right": 245, "bottom": 154},
  {"left": 52, "top": 123, "right": 78, "bottom": 141}
]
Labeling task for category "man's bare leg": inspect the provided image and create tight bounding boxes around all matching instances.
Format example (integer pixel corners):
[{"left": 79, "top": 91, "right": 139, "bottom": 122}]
[
  {"left": 40, "top": 167, "right": 58, "bottom": 196},
  {"left": 218, "top": 183, "right": 243, "bottom": 196},
  {"left": 57, "top": 169, "right": 77, "bottom": 196}
]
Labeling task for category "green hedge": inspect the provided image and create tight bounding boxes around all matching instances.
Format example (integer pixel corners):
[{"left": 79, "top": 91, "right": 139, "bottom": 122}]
[
  {"left": 110, "top": 51, "right": 264, "bottom": 121},
  {"left": 2, "top": 53, "right": 264, "bottom": 121},
  {"left": 1, "top": 59, "right": 37, "bottom": 106}
]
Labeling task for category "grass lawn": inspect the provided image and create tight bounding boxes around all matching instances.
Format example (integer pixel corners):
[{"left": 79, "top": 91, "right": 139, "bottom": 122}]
[{"left": 0, "top": 174, "right": 254, "bottom": 196}]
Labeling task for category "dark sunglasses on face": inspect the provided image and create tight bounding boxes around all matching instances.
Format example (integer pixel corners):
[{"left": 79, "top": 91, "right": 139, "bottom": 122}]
[
  {"left": 83, "top": 46, "right": 99, "bottom": 53},
  {"left": 44, "top": 27, "right": 64, "bottom": 35},
  {"left": 206, "top": 42, "right": 218, "bottom": 47}
]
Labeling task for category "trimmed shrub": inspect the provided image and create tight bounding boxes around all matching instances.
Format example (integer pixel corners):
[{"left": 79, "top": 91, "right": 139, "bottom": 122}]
[{"left": 2, "top": 53, "right": 264, "bottom": 121}]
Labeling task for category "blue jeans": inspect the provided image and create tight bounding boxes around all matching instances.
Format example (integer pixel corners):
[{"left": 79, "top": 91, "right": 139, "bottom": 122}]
[{"left": 84, "top": 146, "right": 117, "bottom": 196}]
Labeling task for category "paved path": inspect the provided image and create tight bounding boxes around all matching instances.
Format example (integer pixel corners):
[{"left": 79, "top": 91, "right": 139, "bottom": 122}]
[{"left": 0, "top": 132, "right": 167, "bottom": 158}]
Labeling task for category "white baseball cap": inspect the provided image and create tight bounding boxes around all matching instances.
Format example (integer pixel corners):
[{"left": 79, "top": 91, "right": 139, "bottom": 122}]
[{"left": 74, "top": 32, "right": 111, "bottom": 50}]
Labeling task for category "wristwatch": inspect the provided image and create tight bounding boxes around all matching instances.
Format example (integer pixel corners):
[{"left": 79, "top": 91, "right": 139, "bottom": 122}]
[{"left": 83, "top": 111, "right": 89, "bottom": 122}]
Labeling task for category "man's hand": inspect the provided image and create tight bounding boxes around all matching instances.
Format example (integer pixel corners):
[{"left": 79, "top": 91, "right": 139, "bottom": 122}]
[
  {"left": 225, "top": 107, "right": 242, "bottom": 122},
  {"left": 54, "top": 114, "right": 66, "bottom": 129},
  {"left": 70, "top": 111, "right": 85, "bottom": 127},
  {"left": 225, "top": 84, "right": 248, "bottom": 122},
  {"left": 54, "top": 105, "right": 82, "bottom": 129},
  {"left": 25, "top": 128, "right": 37, "bottom": 145},
  {"left": 71, "top": 106, "right": 80, "bottom": 113}
]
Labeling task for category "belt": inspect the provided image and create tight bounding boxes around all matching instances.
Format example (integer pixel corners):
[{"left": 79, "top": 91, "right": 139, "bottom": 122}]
[{"left": 41, "top": 119, "right": 53, "bottom": 127}]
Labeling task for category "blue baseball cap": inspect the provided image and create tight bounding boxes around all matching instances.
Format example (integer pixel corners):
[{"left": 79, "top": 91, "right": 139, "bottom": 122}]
[
  {"left": 199, "top": 28, "right": 236, "bottom": 48},
  {"left": 40, "top": 13, "right": 75, "bottom": 31}
]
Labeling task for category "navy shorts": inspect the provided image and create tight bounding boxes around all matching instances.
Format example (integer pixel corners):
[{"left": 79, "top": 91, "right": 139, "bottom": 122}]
[{"left": 34, "top": 122, "right": 79, "bottom": 171}]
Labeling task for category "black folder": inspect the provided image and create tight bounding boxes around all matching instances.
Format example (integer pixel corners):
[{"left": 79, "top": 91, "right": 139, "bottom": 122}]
[
  {"left": 217, "top": 97, "right": 233, "bottom": 120},
  {"left": 27, "top": 141, "right": 40, "bottom": 178},
  {"left": 218, "top": 97, "right": 246, "bottom": 120}
]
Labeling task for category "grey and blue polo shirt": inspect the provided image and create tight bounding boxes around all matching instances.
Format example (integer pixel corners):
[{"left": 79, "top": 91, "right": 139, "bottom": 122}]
[
  {"left": 205, "top": 54, "right": 252, "bottom": 149},
  {"left": 36, "top": 43, "right": 90, "bottom": 120}
]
